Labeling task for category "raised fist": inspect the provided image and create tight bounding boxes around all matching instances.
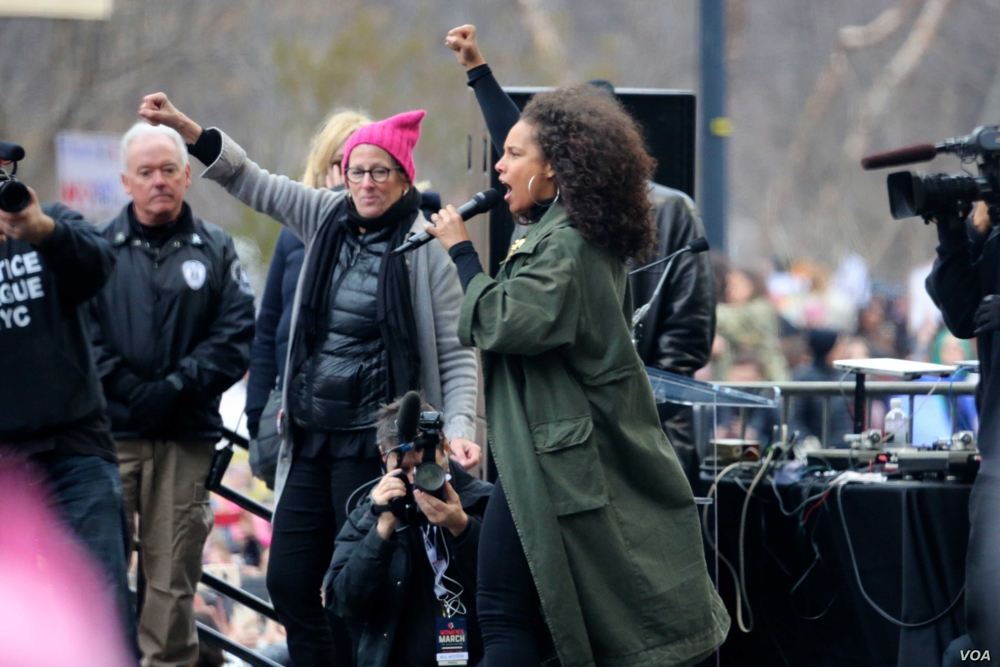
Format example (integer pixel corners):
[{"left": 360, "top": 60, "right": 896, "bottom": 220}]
[
  {"left": 445, "top": 24, "right": 486, "bottom": 70},
  {"left": 138, "top": 93, "right": 202, "bottom": 144}
]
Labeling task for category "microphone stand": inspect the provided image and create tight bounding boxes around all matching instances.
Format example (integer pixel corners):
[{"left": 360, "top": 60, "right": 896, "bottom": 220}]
[
  {"left": 631, "top": 254, "right": 680, "bottom": 347},
  {"left": 628, "top": 237, "right": 708, "bottom": 348}
]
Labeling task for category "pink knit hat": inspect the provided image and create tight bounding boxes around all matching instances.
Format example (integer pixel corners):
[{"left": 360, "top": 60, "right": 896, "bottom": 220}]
[{"left": 342, "top": 109, "right": 425, "bottom": 184}]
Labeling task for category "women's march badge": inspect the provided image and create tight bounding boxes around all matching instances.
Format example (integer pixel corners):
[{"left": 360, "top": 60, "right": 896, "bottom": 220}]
[{"left": 435, "top": 616, "right": 468, "bottom": 666}]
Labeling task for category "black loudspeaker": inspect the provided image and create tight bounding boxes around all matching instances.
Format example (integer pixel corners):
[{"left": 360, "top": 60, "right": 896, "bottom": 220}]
[{"left": 488, "top": 87, "right": 696, "bottom": 276}]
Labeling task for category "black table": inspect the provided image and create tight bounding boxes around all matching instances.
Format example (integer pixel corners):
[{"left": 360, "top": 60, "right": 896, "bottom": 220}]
[{"left": 698, "top": 474, "right": 971, "bottom": 667}]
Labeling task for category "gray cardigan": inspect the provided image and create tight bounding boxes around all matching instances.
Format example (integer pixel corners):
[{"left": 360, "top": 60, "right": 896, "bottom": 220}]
[{"left": 199, "top": 129, "right": 478, "bottom": 504}]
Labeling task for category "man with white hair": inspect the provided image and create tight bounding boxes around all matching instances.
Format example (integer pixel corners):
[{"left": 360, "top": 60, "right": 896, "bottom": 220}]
[{"left": 89, "top": 121, "right": 255, "bottom": 667}]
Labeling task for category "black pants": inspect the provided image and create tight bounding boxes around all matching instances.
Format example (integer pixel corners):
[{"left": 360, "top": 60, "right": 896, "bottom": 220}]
[
  {"left": 266, "top": 452, "right": 382, "bottom": 667},
  {"left": 965, "top": 471, "right": 1000, "bottom": 653},
  {"left": 478, "top": 481, "right": 557, "bottom": 667}
]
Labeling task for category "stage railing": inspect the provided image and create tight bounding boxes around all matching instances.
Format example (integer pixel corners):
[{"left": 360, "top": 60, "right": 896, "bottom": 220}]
[
  {"left": 710, "top": 380, "right": 977, "bottom": 448},
  {"left": 198, "top": 427, "right": 280, "bottom": 666}
]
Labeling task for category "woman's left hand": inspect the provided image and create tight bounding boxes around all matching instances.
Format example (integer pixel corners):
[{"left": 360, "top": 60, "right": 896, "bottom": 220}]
[
  {"left": 449, "top": 437, "right": 482, "bottom": 470},
  {"left": 424, "top": 205, "right": 470, "bottom": 252}
]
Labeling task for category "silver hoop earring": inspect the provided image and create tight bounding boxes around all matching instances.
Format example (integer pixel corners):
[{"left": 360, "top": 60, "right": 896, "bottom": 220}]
[{"left": 528, "top": 174, "right": 559, "bottom": 207}]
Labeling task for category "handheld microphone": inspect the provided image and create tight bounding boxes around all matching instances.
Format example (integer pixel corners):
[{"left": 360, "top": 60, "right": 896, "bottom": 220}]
[
  {"left": 860, "top": 143, "right": 938, "bottom": 170},
  {"left": 395, "top": 391, "right": 423, "bottom": 443},
  {"left": 391, "top": 188, "right": 503, "bottom": 255},
  {"left": 629, "top": 236, "right": 710, "bottom": 276}
]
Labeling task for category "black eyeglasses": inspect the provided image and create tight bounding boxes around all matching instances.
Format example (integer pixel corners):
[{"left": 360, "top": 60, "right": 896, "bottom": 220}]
[{"left": 345, "top": 166, "right": 403, "bottom": 184}]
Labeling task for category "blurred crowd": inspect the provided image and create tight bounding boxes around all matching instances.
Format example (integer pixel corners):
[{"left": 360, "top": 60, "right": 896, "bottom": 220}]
[
  {"left": 700, "top": 252, "right": 978, "bottom": 447},
  {"left": 191, "top": 449, "right": 287, "bottom": 667}
]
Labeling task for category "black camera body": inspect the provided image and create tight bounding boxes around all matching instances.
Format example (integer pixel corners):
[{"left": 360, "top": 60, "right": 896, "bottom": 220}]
[
  {"left": 887, "top": 126, "right": 1000, "bottom": 222},
  {"left": 0, "top": 141, "right": 30, "bottom": 214},
  {"left": 387, "top": 410, "right": 448, "bottom": 527}
]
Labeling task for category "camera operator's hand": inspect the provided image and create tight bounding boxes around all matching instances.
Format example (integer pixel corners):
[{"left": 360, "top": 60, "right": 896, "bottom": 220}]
[
  {"left": 0, "top": 187, "right": 54, "bottom": 245},
  {"left": 138, "top": 93, "right": 203, "bottom": 145},
  {"left": 371, "top": 471, "right": 408, "bottom": 540},
  {"left": 975, "top": 295, "right": 1000, "bottom": 336},
  {"left": 973, "top": 201, "right": 993, "bottom": 236},
  {"left": 414, "top": 481, "right": 468, "bottom": 537},
  {"left": 449, "top": 437, "right": 481, "bottom": 470},
  {"left": 445, "top": 25, "right": 487, "bottom": 70}
]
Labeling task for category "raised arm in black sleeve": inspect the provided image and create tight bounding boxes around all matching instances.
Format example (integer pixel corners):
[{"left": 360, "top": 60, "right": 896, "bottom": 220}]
[
  {"left": 186, "top": 127, "right": 223, "bottom": 166},
  {"left": 467, "top": 64, "right": 521, "bottom": 158},
  {"left": 37, "top": 203, "right": 116, "bottom": 306}
]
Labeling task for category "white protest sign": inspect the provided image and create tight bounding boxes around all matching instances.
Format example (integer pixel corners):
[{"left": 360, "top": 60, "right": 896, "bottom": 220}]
[{"left": 55, "top": 130, "right": 131, "bottom": 224}]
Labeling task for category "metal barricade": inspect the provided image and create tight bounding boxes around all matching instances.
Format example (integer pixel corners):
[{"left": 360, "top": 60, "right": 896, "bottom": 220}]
[
  {"left": 199, "top": 428, "right": 281, "bottom": 666},
  {"left": 711, "top": 380, "right": 977, "bottom": 448}
]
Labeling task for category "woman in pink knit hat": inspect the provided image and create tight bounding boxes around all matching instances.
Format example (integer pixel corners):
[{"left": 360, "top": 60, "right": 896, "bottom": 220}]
[{"left": 138, "top": 94, "right": 481, "bottom": 667}]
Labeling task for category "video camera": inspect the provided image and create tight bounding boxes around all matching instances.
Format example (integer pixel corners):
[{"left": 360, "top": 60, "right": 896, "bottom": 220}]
[
  {"left": 385, "top": 391, "right": 449, "bottom": 528},
  {"left": 861, "top": 126, "right": 1000, "bottom": 223},
  {"left": 0, "top": 141, "right": 30, "bottom": 214}
]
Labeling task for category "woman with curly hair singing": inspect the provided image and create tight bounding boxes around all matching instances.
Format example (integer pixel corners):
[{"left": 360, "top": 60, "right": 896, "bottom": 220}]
[{"left": 422, "top": 24, "right": 730, "bottom": 667}]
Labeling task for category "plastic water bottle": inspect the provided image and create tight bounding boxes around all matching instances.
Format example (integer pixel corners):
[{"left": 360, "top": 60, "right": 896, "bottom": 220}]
[{"left": 884, "top": 398, "right": 908, "bottom": 445}]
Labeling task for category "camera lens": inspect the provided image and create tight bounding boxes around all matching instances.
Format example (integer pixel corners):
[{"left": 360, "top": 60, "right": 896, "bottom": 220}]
[
  {"left": 0, "top": 179, "right": 30, "bottom": 213},
  {"left": 414, "top": 463, "right": 447, "bottom": 498}
]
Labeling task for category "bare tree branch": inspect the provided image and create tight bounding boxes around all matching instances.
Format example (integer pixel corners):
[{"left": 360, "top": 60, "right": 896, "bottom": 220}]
[
  {"left": 515, "top": 0, "right": 569, "bottom": 84},
  {"left": 844, "top": 0, "right": 952, "bottom": 161},
  {"left": 762, "top": 0, "right": 921, "bottom": 254}
]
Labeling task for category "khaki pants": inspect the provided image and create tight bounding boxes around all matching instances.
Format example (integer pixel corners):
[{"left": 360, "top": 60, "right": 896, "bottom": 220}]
[{"left": 118, "top": 439, "right": 215, "bottom": 667}]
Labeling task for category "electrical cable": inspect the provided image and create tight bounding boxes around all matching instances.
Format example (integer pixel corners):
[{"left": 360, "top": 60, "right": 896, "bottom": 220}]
[
  {"left": 345, "top": 476, "right": 384, "bottom": 533},
  {"left": 787, "top": 509, "right": 839, "bottom": 622},
  {"left": 735, "top": 446, "right": 777, "bottom": 633},
  {"left": 770, "top": 469, "right": 842, "bottom": 517},
  {"left": 701, "top": 461, "right": 757, "bottom": 633},
  {"left": 762, "top": 466, "right": 840, "bottom": 623},
  {"left": 835, "top": 482, "right": 965, "bottom": 628}
]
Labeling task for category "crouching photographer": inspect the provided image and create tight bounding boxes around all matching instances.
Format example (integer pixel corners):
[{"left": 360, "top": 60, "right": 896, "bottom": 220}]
[{"left": 327, "top": 392, "right": 492, "bottom": 667}]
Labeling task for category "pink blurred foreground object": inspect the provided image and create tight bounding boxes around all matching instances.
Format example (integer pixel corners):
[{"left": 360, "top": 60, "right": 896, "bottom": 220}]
[{"left": 0, "top": 461, "right": 132, "bottom": 667}]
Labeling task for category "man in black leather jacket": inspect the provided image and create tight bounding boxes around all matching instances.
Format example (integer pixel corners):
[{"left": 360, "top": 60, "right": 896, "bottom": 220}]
[
  {"left": 88, "top": 122, "right": 255, "bottom": 667},
  {"left": 327, "top": 396, "right": 492, "bottom": 667},
  {"left": 630, "top": 183, "right": 716, "bottom": 376},
  {"left": 630, "top": 183, "right": 716, "bottom": 479}
]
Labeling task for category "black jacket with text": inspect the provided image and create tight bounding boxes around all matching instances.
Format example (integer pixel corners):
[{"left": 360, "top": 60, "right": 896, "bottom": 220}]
[
  {"left": 89, "top": 203, "right": 255, "bottom": 440},
  {"left": 0, "top": 204, "right": 116, "bottom": 456}
]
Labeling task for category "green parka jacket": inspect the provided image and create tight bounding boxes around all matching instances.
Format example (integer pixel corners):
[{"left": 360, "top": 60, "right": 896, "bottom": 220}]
[{"left": 458, "top": 203, "right": 730, "bottom": 667}]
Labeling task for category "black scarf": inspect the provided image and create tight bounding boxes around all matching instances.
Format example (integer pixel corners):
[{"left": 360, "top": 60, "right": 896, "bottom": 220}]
[{"left": 294, "top": 188, "right": 422, "bottom": 402}]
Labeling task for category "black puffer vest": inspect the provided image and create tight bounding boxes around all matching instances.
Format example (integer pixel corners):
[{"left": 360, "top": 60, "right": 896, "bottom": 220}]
[{"left": 290, "top": 223, "right": 394, "bottom": 431}]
